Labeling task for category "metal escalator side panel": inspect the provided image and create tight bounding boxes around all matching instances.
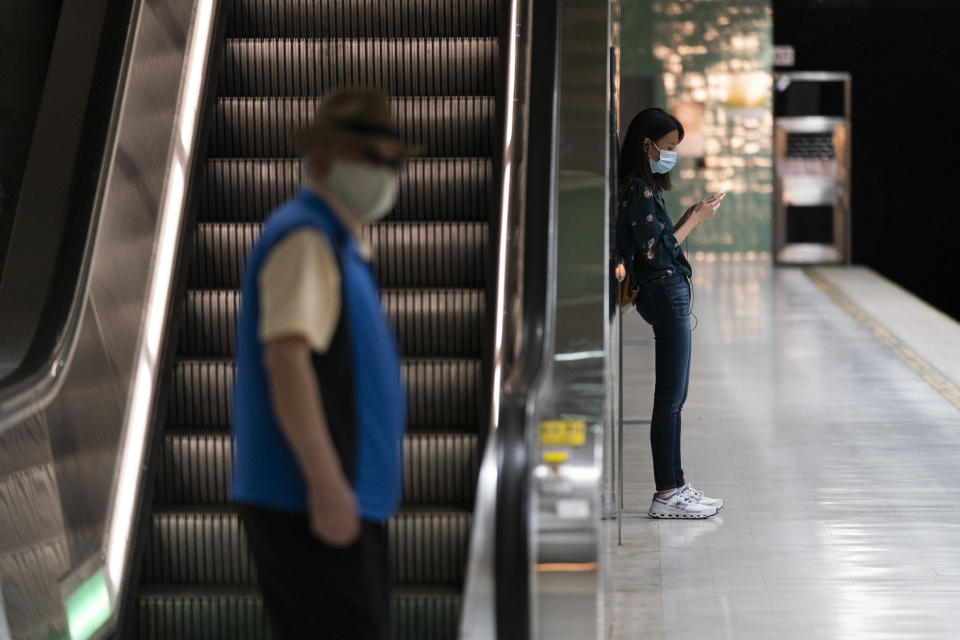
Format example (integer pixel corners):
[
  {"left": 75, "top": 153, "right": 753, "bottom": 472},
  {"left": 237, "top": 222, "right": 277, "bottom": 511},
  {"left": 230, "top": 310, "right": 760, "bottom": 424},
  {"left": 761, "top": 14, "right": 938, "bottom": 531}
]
[{"left": 0, "top": 1, "right": 229, "bottom": 638}]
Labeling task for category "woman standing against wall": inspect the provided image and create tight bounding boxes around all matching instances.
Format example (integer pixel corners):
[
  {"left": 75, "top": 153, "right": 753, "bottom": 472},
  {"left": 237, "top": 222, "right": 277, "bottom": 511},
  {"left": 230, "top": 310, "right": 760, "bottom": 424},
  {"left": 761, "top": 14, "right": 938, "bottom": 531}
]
[{"left": 615, "top": 107, "right": 725, "bottom": 519}]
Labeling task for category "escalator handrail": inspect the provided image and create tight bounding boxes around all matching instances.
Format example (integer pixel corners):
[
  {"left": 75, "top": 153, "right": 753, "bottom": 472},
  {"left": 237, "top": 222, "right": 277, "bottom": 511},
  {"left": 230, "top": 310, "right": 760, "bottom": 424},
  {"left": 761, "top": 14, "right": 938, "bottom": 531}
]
[{"left": 486, "top": 0, "right": 563, "bottom": 637}]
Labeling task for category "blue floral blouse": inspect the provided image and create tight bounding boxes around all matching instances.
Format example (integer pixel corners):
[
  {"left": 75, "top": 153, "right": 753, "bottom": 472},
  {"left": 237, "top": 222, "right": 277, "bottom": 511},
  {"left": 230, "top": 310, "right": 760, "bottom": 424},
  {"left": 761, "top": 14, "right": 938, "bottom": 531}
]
[{"left": 615, "top": 176, "right": 692, "bottom": 287}]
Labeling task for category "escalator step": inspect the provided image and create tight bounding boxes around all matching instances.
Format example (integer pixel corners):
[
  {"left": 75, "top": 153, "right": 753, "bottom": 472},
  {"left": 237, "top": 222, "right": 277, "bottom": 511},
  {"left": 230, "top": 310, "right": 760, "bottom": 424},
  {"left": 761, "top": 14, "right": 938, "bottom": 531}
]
[
  {"left": 177, "top": 290, "right": 238, "bottom": 358},
  {"left": 391, "top": 587, "right": 462, "bottom": 640},
  {"left": 219, "top": 38, "right": 498, "bottom": 98},
  {"left": 210, "top": 96, "right": 494, "bottom": 158},
  {"left": 143, "top": 509, "right": 470, "bottom": 585},
  {"left": 388, "top": 509, "right": 471, "bottom": 584},
  {"left": 179, "top": 288, "right": 484, "bottom": 358},
  {"left": 137, "top": 588, "right": 271, "bottom": 640},
  {"left": 168, "top": 358, "right": 482, "bottom": 431},
  {"left": 188, "top": 221, "right": 489, "bottom": 289},
  {"left": 401, "top": 432, "right": 479, "bottom": 507},
  {"left": 156, "top": 431, "right": 479, "bottom": 507},
  {"left": 384, "top": 288, "right": 485, "bottom": 358},
  {"left": 198, "top": 157, "right": 494, "bottom": 223},
  {"left": 137, "top": 586, "right": 460, "bottom": 640},
  {"left": 144, "top": 511, "right": 255, "bottom": 585},
  {"left": 156, "top": 433, "right": 231, "bottom": 505},
  {"left": 402, "top": 358, "right": 483, "bottom": 431},
  {"left": 228, "top": 0, "right": 498, "bottom": 38},
  {"left": 367, "top": 222, "right": 489, "bottom": 288}
]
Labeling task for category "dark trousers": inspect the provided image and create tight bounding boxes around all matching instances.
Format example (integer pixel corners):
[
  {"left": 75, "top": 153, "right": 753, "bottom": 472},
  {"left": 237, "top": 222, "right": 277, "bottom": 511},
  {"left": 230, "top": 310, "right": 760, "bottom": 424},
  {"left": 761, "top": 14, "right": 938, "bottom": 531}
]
[
  {"left": 635, "top": 275, "right": 691, "bottom": 491},
  {"left": 236, "top": 504, "right": 389, "bottom": 640}
]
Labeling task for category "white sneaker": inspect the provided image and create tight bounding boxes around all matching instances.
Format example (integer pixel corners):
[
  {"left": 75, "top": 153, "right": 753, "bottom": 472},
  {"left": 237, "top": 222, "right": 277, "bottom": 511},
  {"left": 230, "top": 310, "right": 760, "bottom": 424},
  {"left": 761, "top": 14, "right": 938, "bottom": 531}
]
[
  {"left": 648, "top": 491, "right": 719, "bottom": 519},
  {"left": 680, "top": 483, "right": 724, "bottom": 510}
]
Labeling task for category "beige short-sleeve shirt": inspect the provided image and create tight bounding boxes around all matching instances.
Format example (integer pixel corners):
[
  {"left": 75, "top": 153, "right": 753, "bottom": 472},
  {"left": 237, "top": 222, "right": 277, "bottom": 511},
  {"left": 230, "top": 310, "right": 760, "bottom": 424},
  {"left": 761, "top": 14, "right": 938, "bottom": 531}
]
[{"left": 259, "top": 229, "right": 341, "bottom": 353}]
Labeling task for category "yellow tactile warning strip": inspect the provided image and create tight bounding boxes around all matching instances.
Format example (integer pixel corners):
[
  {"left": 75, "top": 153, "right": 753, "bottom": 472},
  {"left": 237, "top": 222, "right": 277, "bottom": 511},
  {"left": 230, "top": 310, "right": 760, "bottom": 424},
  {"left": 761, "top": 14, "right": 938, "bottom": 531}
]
[{"left": 805, "top": 268, "right": 960, "bottom": 413}]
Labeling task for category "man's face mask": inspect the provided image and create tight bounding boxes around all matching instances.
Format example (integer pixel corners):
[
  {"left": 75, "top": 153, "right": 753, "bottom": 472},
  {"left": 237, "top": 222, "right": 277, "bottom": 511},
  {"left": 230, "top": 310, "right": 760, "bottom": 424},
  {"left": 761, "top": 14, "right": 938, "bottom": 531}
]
[{"left": 325, "top": 160, "right": 399, "bottom": 222}]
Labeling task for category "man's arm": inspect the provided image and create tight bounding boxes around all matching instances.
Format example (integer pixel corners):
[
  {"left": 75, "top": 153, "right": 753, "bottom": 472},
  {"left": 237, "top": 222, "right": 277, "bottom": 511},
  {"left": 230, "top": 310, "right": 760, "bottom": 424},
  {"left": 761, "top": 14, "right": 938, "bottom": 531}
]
[{"left": 264, "top": 335, "right": 359, "bottom": 546}]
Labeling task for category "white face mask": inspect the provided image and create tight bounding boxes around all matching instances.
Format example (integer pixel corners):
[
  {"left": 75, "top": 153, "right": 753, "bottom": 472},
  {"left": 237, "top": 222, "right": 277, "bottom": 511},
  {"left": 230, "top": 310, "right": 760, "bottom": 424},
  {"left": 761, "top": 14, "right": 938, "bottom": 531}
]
[{"left": 324, "top": 160, "right": 399, "bottom": 222}]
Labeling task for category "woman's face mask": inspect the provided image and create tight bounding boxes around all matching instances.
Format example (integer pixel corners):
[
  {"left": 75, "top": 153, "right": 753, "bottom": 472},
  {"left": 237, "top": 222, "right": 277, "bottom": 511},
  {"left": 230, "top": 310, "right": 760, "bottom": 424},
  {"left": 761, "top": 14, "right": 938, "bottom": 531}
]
[
  {"left": 648, "top": 141, "right": 677, "bottom": 174},
  {"left": 325, "top": 160, "right": 399, "bottom": 222}
]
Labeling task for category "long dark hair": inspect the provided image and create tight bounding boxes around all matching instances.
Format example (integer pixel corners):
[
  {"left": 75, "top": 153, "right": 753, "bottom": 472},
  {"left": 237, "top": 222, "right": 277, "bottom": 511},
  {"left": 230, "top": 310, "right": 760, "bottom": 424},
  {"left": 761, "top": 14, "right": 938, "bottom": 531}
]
[{"left": 618, "top": 107, "right": 684, "bottom": 193}]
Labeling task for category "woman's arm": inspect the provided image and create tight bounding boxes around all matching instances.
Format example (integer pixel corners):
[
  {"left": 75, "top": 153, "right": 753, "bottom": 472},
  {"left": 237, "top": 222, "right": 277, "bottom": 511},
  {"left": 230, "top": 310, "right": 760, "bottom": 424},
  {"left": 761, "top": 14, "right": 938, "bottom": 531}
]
[
  {"left": 673, "top": 192, "right": 724, "bottom": 244},
  {"left": 673, "top": 207, "right": 701, "bottom": 244}
]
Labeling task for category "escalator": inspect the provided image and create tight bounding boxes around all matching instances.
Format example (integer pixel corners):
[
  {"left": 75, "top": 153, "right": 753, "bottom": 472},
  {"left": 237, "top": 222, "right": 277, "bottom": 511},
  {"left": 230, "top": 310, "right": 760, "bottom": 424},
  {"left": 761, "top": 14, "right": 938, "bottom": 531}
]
[{"left": 134, "top": 1, "right": 500, "bottom": 637}]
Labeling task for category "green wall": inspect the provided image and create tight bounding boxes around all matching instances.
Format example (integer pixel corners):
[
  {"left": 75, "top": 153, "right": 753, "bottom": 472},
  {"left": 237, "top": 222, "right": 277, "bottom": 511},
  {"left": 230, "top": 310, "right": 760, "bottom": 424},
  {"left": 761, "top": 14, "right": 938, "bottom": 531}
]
[{"left": 621, "top": 0, "right": 773, "bottom": 254}]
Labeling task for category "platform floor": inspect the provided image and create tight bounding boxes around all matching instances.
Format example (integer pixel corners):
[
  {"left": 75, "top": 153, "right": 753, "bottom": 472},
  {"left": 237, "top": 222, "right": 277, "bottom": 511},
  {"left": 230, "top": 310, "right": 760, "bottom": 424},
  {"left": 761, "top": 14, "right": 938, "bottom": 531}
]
[{"left": 603, "top": 259, "right": 960, "bottom": 640}]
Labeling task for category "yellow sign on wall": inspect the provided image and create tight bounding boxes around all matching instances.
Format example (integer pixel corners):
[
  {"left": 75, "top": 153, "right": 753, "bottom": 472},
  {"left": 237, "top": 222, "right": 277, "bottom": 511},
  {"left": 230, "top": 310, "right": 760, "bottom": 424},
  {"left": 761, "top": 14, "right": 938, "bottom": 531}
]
[{"left": 540, "top": 420, "right": 587, "bottom": 447}]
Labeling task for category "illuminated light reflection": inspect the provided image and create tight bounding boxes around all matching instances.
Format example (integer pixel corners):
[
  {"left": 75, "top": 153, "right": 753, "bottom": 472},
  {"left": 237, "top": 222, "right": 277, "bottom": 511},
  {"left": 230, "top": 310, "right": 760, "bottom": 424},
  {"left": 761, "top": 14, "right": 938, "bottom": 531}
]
[
  {"left": 491, "top": 0, "right": 521, "bottom": 426},
  {"left": 535, "top": 562, "right": 598, "bottom": 573},
  {"left": 554, "top": 350, "right": 605, "bottom": 362},
  {"left": 106, "top": 0, "right": 217, "bottom": 608},
  {"left": 533, "top": 465, "right": 601, "bottom": 482}
]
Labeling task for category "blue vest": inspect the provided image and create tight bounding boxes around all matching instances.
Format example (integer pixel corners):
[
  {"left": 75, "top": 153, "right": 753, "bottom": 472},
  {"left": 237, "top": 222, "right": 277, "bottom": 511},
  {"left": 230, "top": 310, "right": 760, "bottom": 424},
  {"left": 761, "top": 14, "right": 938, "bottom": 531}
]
[{"left": 231, "top": 188, "right": 406, "bottom": 522}]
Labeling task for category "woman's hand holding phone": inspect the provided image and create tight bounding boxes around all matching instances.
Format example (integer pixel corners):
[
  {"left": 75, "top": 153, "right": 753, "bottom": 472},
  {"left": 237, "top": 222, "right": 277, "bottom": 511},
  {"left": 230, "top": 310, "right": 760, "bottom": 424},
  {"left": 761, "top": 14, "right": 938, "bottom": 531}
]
[{"left": 694, "top": 191, "right": 725, "bottom": 222}]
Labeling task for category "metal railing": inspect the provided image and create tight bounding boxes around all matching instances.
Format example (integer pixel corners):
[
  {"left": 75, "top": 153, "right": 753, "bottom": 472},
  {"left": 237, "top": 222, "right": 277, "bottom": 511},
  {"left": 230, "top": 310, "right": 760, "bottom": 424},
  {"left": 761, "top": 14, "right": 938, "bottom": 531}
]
[
  {"left": 461, "top": 0, "right": 613, "bottom": 638},
  {"left": 460, "top": 0, "right": 560, "bottom": 635}
]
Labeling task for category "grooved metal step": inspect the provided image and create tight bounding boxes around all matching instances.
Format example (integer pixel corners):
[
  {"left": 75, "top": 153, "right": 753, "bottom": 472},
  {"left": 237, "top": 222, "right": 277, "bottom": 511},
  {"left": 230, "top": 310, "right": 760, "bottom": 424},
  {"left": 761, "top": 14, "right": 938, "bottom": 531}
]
[
  {"left": 178, "top": 288, "right": 484, "bottom": 357},
  {"left": 219, "top": 38, "right": 498, "bottom": 97},
  {"left": 228, "top": 0, "right": 499, "bottom": 38},
  {"left": 137, "top": 585, "right": 460, "bottom": 640},
  {"left": 187, "top": 221, "right": 489, "bottom": 289},
  {"left": 167, "top": 358, "right": 483, "bottom": 431},
  {"left": 210, "top": 96, "right": 494, "bottom": 158},
  {"left": 156, "top": 431, "right": 479, "bottom": 506},
  {"left": 143, "top": 509, "right": 471, "bottom": 585},
  {"left": 198, "top": 157, "right": 494, "bottom": 223}
]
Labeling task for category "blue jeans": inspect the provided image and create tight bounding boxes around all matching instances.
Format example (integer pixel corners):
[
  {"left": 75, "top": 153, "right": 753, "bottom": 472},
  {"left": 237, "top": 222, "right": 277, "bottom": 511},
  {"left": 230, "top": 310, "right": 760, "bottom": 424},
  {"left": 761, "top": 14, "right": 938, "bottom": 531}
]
[{"left": 635, "top": 275, "right": 691, "bottom": 491}]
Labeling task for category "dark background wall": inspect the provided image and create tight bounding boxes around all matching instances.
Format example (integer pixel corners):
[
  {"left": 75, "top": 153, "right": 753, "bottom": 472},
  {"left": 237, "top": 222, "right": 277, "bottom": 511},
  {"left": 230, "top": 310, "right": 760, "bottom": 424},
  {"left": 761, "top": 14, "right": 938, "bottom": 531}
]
[
  {"left": 0, "top": 1, "right": 65, "bottom": 277},
  {"left": 774, "top": 0, "right": 960, "bottom": 321}
]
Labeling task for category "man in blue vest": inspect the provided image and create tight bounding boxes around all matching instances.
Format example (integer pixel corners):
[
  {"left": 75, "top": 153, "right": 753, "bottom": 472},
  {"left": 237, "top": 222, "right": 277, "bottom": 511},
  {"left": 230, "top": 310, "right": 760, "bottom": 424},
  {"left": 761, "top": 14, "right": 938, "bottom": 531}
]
[{"left": 232, "top": 89, "right": 409, "bottom": 639}]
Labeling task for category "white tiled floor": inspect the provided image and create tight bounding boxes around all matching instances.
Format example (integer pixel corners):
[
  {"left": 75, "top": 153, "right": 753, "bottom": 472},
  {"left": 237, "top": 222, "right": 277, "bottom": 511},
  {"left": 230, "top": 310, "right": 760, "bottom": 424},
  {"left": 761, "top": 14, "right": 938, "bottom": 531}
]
[{"left": 603, "top": 259, "right": 960, "bottom": 640}]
